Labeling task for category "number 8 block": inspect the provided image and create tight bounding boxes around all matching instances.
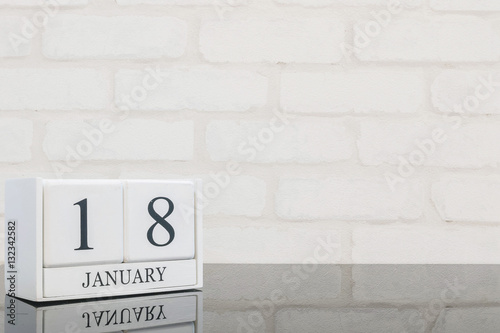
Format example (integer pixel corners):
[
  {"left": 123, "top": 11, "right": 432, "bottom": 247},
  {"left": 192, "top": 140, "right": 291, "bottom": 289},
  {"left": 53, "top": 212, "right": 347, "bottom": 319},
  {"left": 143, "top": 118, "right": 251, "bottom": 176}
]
[{"left": 4, "top": 178, "right": 203, "bottom": 302}]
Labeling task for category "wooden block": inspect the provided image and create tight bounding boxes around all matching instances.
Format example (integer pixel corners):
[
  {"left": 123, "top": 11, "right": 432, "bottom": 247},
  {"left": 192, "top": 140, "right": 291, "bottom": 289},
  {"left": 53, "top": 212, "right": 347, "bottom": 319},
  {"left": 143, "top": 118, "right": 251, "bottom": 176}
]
[{"left": 4, "top": 178, "right": 203, "bottom": 302}]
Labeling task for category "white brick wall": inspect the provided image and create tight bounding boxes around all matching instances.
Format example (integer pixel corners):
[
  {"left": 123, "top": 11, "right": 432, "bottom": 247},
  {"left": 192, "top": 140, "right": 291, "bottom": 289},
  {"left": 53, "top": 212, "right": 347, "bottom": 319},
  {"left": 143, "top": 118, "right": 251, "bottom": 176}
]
[
  {"left": 353, "top": 226, "right": 500, "bottom": 263},
  {"left": 200, "top": 19, "right": 345, "bottom": 63},
  {"left": 281, "top": 69, "right": 425, "bottom": 114},
  {"left": 0, "top": 119, "right": 32, "bottom": 162},
  {"left": 354, "top": 16, "right": 500, "bottom": 62},
  {"left": 275, "top": 0, "right": 422, "bottom": 6},
  {"left": 0, "top": 69, "right": 109, "bottom": 110},
  {"left": 43, "top": 16, "right": 187, "bottom": 59},
  {"left": 432, "top": 176, "right": 500, "bottom": 223},
  {"left": 431, "top": 70, "right": 500, "bottom": 115},
  {"left": 0, "top": 16, "right": 31, "bottom": 57},
  {"left": 431, "top": 0, "right": 500, "bottom": 11},
  {"left": 0, "top": 0, "right": 87, "bottom": 6},
  {"left": 43, "top": 120, "right": 193, "bottom": 161},
  {"left": 115, "top": 68, "right": 268, "bottom": 111},
  {"left": 206, "top": 118, "right": 353, "bottom": 163},
  {"left": 275, "top": 177, "right": 423, "bottom": 220},
  {"left": 0, "top": 0, "right": 499, "bottom": 265},
  {"left": 358, "top": 119, "right": 500, "bottom": 168}
]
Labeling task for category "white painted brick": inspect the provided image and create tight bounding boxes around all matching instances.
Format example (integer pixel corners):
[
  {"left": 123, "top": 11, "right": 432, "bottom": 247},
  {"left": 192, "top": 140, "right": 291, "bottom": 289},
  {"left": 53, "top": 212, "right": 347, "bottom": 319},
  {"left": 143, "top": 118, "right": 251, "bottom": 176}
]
[
  {"left": 43, "top": 15, "right": 186, "bottom": 59},
  {"left": 43, "top": 120, "right": 193, "bottom": 161},
  {"left": 355, "top": 16, "right": 499, "bottom": 62},
  {"left": 276, "top": 177, "right": 423, "bottom": 220},
  {"left": 433, "top": 308, "right": 500, "bottom": 333},
  {"left": 431, "top": 0, "right": 500, "bottom": 11},
  {"left": 358, "top": 119, "right": 500, "bottom": 168},
  {"left": 204, "top": 175, "right": 267, "bottom": 217},
  {"left": 205, "top": 221, "right": 341, "bottom": 263},
  {"left": 115, "top": 68, "right": 268, "bottom": 112},
  {"left": 432, "top": 176, "right": 500, "bottom": 223},
  {"left": 431, "top": 70, "right": 500, "bottom": 115},
  {"left": 0, "top": 119, "right": 32, "bottom": 162},
  {"left": 275, "top": 0, "right": 422, "bottom": 7},
  {"left": 0, "top": 69, "right": 108, "bottom": 110},
  {"left": 353, "top": 265, "right": 500, "bottom": 303},
  {"left": 205, "top": 311, "right": 267, "bottom": 333},
  {"left": 0, "top": 0, "right": 87, "bottom": 6},
  {"left": 117, "top": 0, "right": 216, "bottom": 4},
  {"left": 281, "top": 69, "right": 425, "bottom": 114},
  {"left": 0, "top": 17, "right": 31, "bottom": 57},
  {"left": 353, "top": 226, "right": 500, "bottom": 263},
  {"left": 276, "top": 308, "right": 424, "bottom": 333},
  {"left": 200, "top": 19, "right": 345, "bottom": 63},
  {"left": 205, "top": 118, "right": 353, "bottom": 163}
]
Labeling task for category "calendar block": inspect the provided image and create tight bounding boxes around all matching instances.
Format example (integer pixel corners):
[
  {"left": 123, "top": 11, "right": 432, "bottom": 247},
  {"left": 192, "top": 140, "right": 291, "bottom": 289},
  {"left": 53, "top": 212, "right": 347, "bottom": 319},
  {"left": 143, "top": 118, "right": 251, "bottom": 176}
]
[
  {"left": 4, "top": 178, "right": 203, "bottom": 302},
  {"left": 4, "top": 290, "right": 203, "bottom": 333},
  {"left": 124, "top": 180, "right": 195, "bottom": 262},
  {"left": 44, "top": 180, "right": 124, "bottom": 267}
]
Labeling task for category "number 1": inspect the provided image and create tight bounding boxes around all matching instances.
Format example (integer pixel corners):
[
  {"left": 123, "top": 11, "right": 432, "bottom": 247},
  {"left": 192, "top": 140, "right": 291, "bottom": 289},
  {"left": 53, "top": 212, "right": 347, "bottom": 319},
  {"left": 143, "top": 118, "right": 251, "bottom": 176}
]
[{"left": 74, "top": 198, "right": 93, "bottom": 251}]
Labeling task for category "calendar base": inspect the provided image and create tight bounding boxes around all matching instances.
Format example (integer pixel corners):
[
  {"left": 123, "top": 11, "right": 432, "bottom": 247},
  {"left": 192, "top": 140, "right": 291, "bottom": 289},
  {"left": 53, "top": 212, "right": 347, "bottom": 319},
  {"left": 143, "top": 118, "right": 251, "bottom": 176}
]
[{"left": 43, "top": 259, "right": 198, "bottom": 301}]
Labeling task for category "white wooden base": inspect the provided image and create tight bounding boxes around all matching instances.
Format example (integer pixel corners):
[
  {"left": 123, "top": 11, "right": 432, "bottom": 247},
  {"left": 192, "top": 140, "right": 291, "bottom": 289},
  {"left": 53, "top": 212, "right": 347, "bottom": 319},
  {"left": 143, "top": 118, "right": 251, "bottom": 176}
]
[{"left": 44, "top": 259, "right": 197, "bottom": 299}]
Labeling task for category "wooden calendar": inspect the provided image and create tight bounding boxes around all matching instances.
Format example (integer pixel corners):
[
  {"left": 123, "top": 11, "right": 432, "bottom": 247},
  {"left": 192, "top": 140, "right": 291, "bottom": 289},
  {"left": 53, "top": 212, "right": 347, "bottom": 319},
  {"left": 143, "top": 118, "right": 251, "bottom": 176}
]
[{"left": 4, "top": 178, "right": 203, "bottom": 302}]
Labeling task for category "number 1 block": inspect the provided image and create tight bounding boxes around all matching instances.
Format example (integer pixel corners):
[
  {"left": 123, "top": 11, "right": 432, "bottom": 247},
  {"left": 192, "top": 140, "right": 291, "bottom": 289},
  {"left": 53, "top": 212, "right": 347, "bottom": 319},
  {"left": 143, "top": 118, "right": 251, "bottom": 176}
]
[
  {"left": 43, "top": 180, "right": 123, "bottom": 268},
  {"left": 4, "top": 178, "right": 203, "bottom": 302}
]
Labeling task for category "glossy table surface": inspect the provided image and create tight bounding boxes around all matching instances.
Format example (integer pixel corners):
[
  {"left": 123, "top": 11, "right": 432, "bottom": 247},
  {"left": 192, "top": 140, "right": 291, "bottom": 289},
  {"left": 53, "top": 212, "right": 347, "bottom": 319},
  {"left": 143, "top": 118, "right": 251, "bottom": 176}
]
[{"left": 2, "top": 264, "right": 500, "bottom": 332}]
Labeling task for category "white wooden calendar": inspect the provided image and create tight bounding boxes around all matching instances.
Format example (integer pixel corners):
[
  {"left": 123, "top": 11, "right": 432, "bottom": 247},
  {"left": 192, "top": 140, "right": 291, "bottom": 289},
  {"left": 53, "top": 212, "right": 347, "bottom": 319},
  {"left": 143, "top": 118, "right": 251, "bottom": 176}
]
[{"left": 4, "top": 178, "right": 203, "bottom": 302}]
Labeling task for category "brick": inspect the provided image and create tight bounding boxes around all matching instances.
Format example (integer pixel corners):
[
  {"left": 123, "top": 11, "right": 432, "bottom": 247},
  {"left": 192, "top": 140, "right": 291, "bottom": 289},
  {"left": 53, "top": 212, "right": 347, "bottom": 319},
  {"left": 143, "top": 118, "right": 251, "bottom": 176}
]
[
  {"left": 353, "top": 265, "right": 500, "bottom": 303},
  {"left": 115, "top": 68, "right": 268, "bottom": 112},
  {"left": 205, "top": 311, "right": 267, "bottom": 333},
  {"left": 433, "top": 308, "right": 500, "bottom": 333},
  {"left": 203, "top": 175, "right": 267, "bottom": 217},
  {"left": 352, "top": 226, "right": 500, "bottom": 263},
  {"left": 0, "top": 69, "right": 108, "bottom": 110},
  {"left": 354, "top": 16, "right": 499, "bottom": 62},
  {"left": 117, "top": 0, "right": 216, "bottom": 4},
  {"left": 204, "top": 264, "right": 341, "bottom": 302},
  {"left": 43, "top": 119, "right": 193, "bottom": 161},
  {"left": 0, "top": 0, "right": 87, "bottom": 5},
  {"left": 431, "top": 70, "right": 500, "bottom": 115},
  {"left": 200, "top": 19, "right": 345, "bottom": 63},
  {"left": 358, "top": 119, "right": 500, "bottom": 168},
  {"left": 0, "top": 119, "right": 32, "bottom": 162},
  {"left": 43, "top": 15, "right": 186, "bottom": 59},
  {"left": 275, "top": 177, "right": 423, "bottom": 220},
  {"left": 275, "top": 0, "right": 422, "bottom": 7},
  {"left": 431, "top": 0, "right": 500, "bottom": 11},
  {"left": 432, "top": 176, "right": 500, "bottom": 223},
  {"left": 281, "top": 69, "right": 425, "bottom": 114},
  {"left": 205, "top": 118, "right": 353, "bottom": 163},
  {"left": 204, "top": 221, "right": 341, "bottom": 263},
  {"left": 0, "top": 17, "right": 31, "bottom": 57},
  {"left": 276, "top": 308, "right": 424, "bottom": 333}
]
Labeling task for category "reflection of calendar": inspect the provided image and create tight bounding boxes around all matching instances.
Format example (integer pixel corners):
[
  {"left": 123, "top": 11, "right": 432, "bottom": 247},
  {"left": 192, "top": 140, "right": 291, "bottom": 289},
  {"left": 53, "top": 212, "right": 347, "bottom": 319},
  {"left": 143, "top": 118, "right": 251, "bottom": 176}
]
[
  {"left": 5, "top": 178, "right": 203, "bottom": 302},
  {"left": 5, "top": 291, "right": 202, "bottom": 333}
]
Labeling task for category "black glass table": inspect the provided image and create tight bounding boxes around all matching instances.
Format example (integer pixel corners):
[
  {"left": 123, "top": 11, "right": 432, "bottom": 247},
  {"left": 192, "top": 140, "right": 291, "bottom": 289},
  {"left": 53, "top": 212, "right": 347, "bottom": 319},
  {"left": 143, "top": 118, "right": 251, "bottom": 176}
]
[{"left": 3, "top": 264, "right": 500, "bottom": 332}]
